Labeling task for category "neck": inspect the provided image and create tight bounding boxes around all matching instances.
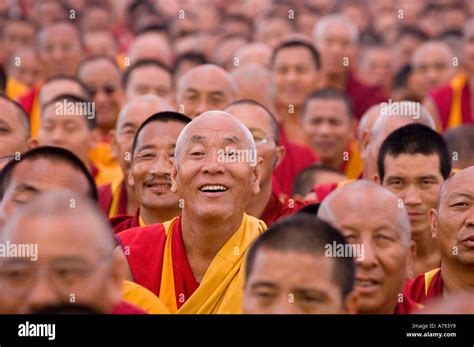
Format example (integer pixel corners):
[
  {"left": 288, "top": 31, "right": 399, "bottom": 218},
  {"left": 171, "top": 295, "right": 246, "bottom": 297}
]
[
  {"left": 441, "top": 260, "right": 474, "bottom": 294},
  {"left": 323, "top": 156, "right": 344, "bottom": 171},
  {"left": 139, "top": 205, "right": 181, "bottom": 225},
  {"left": 181, "top": 211, "right": 244, "bottom": 277},
  {"left": 322, "top": 71, "right": 348, "bottom": 91},
  {"left": 125, "top": 183, "right": 139, "bottom": 216},
  {"left": 412, "top": 229, "right": 438, "bottom": 259},
  {"left": 245, "top": 181, "right": 272, "bottom": 219}
]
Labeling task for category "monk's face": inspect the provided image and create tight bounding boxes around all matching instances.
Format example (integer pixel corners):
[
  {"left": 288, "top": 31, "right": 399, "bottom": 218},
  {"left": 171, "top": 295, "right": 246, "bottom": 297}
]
[
  {"left": 0, "top": 214, "right": 121, "bottom": 314},
  {"left": 329, "top": 193, "right": 412, "bottom": 313},
  {"left": 78, "top": 60, "right": 123, "bottom": 132},
  {"left": 125, "top": 65, "right": 173, "bottom": 104},
  {"left": 177, "top": 68, "right": 235, "bottom": 118},
  {"left": 244, "top": 248, "right": 348, "bottom": 314},
  {"left": 273, "top": 46, "right": 319, "bottom": 108},
  {"left": 301, "top": 98, "right": 353, "bottom": 166},
  {"left": 83, "top": 31, "right": 118, "bottom": 58},
  {"left": 256, "top": 18, "right": 293, "bottom": 48},
  {"left": 431, "top": 169, "right": 474, "bottom": 266},
  {"left": 8, "top": 49, "right": 42, "bottom": 88},
  {"left": 359, "top": 48, "right": 393, "bottom": 89},
  {"left": 112, "top": 101, "right": 171, "bottom": 177},
  {"left": 38, "top": 23, "right": 82, "bottom": 78},
  {"left": 38, "top": 104, "right": 96, "bottom": 165},
  {"left": 0, "top": 159, "right": 90, "bottom": 220},
  {"left": 172, "top": 114, "right": 261, "bottom": 220},
  {"left": 3, "top": 20, "right": 35, "bottom": 58},
  {"left": 224, "top": 104, "right": 284, "bottom": 185},
  {"left": 0, "top": 99, "right": 28, "bottom": 157},
  {"left": 130, "top": 121, "right": 185, "bottom": 211},
  {"left": 381, "top": 153, "right": 444, "bottom": 237}
]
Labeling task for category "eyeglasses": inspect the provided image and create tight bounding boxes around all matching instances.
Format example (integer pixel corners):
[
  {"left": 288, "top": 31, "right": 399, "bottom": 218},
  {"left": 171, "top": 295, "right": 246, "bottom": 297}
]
[
  {"left": 0, "top": 253, "right": 113, "bottom": 298},
  {"left": 87, "top": 84, "right": 117, "bottom": 97}
]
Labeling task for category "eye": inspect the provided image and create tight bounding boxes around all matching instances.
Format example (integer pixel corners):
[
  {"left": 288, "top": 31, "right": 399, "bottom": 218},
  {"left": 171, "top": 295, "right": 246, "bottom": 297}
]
[{"left": 191, "top": 151, "right": 204, "bottom": 156}]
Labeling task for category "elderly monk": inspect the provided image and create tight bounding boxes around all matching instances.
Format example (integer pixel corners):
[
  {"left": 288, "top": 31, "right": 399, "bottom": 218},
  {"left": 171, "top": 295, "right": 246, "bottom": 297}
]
[
  {"left": 176, "top": 64, "right": 236, "bottom": 118},
  {"left": 224, "top": 100, "right": 309, "bottom": 226},
  {"left": 376, "top": 124, "right": 452, "bottom": 276},
  {"left": 115, "top": 111, "right": 266, "bottom": 313},
  {"left": 443, "top": 124, "right": 474, "bottom": 170},
  {"left": 244, "top": 214, "right": 358, "bottom": 314},
  {"left": 99, "top": 95, "right": 174, "bottom": 217},
  {"left": 0, "top": 190, "right": 167, "bottom": 314},
  {"left": 0, "top": 95, "right": 30, "bottom": 158},
  {"left": 318, "top": 181, "right": 418, "bottom": 314},
  {"left": 110, "top": 112, "right": 191, "bottom": 233},
  {"left": 404, "top": 167, "right": 474, "bottom": 305}
]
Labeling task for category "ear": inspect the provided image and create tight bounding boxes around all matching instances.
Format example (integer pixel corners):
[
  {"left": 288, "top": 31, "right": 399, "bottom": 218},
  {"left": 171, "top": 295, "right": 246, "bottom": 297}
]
[
  {"left": 27, "top": 138, "right": 39, "bottom": 149},
  {"left": 109, "top": 247, "right": 128, "bottom": 305},
  {"left": 429, "top": 208, "right": 439, "bottom": 239},
  {"left": 127, "top": 168, "right": 135, "bottom": 187},
  {"left": 406, "top": 240, "right": 417, "bottom": 280},
  {"left": 170, "top": 157, "right": 178, "bottom": 193},
  {"left": 251, "top": 157, "right": 263, "bottom": 195},
  {"left": 343, "top": 290, "right": 359, "bottom": 314},
  {"left": 374, "top": 172, "right": 381, "bottom": 184},
  {"left": 274, "top": 145, "right": 286, "bottom": 169},
  {"left": 108, "top": 129, "right": 118, "bottom": 159},
  {"left": 360, "top": 129, "right": 371, "bottom": 159}
]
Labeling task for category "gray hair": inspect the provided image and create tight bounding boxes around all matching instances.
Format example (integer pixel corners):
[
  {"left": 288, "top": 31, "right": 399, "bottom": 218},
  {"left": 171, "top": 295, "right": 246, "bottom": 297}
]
[{"left": 313, "top": 14, "right": 359, "bottom": 44}]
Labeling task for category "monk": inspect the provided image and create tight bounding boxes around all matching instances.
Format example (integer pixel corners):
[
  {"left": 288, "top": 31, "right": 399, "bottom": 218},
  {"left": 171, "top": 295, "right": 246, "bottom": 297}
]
[
  {"left": 377, "top": 124, "right": 452, "bottom": 276},
  {"left": 0, "top": 146, "right": 98, "bottom": 221},
  {"left": 115, "top": 111, "right": 266, "bottom": 313},
  {"left": 100, "top": 95, "right": 174, "bottom": 217},
  {"left": 300, "top": 88, "right": 363, "bottom": 179},
  {"left": 443, "top": 124, "right": 474, "bottom": 170},
  {"left": 111, "top": 111, "right": 191, "bottom": 232},
  {"left": 404, "top": 167, "right": 474, "bottom": 306},
  {"left": 176, "top": 64, "right": 236, "bottom": 118},
  {"left": 0, "top": 190, "right": 165, "bottom": 314},
  {"left": 318, "top": 181, "right": 418, "bottom": 314},
  {"left": 0, "top": 95, "right": 30, "bottom": 158},
  {"left": 244, "top": 214, "right": 358, "bottom": 314}
]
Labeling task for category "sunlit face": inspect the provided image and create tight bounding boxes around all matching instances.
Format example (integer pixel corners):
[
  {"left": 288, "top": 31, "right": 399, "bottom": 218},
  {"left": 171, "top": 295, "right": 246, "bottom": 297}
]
[
  {"left": 273, "top": 46, "right": 319, "bottom": 108},
  {"left": 301, "top": 98, "right": 353, "bottom": 166},
  {"left": 38, "top": 104, "right": 96, "bottom": 165},
  {"left": 125, "top": 65, "right": 173, "bottom": 104},
  {"left": 382, "top": 153, "right": 444, "bottom": 237},
  {"left": 129, "top": 121, "right": 185, "bottom": 210},
  {"left": 171, "top": 114, "right": 261, "bottom": 220},
  {"left": 431, "top": 168, "right": 474, "bottom": 267},
  {"left": 0, "top": 99, "right": 28, "bottom": 157},
  {"left": 0, "top": 159, "right": 90, "bottom": 220},
  {"left": 78, "top": 59, "right": 123, "bottom": 132},
  {"left": 38, "top": 23, "right": 82, "bottom": 78},
  {"left": 327, "top": 192, "right": 412, "bottom": 313},
  {"left": 244, "top": 249, "right": 347, "bottom": 314}
]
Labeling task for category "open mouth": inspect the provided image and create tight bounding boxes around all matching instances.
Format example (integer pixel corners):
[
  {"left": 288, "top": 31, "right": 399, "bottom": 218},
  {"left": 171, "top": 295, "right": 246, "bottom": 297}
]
[
  {"left": 199, "top": 184, "right": 229, "bottom": 193},
  {"left": 144, "top": 181, "right": 172, "bottom": 193},
  {"left": 355, "top": 279, "right": 379, "bottom": 288}
]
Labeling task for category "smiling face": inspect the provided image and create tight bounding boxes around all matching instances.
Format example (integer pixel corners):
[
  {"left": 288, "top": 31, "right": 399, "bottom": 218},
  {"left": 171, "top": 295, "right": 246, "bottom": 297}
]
[
  {"left": 129, "top": 120, "right": 186, "bottom": 211},
  {"left": 322, "top": 185, "right": 413, "bottom": 314},
  {"left": 431, "top": 167, "right": 474, "bottom": 267},
  {"left": 171, "top": 112, "right": 261, "bottom": 221}
]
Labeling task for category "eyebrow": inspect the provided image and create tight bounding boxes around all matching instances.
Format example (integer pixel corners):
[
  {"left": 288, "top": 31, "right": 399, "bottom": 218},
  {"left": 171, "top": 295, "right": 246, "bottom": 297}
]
[
  {"left": 120, "top": 122, "right": 137, "bottom": 130},
  {"left": 447, "top": 192, "right": 473, "bottom": 201},
  {"left": 15, "top": 183, "right": 39, "bottom": 194},
  {"left": 250, "top": 281, "right": 277, "bottom": 290}
]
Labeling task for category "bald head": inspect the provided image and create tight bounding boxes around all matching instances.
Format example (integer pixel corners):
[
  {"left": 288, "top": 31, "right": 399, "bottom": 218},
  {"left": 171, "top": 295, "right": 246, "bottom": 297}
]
[
  {"left": 358, "top": 104, "right": 381, "bottom": 142},
  {"left": 437, "top": 166, "right": 474, "bottom": 210},
  {"left": 127, "top": 32, "right": 173, "bottom": 67},
  {"left": 412, "top": 41, "right": 454, "bottom": 67},
  {"left": 176, "top": 64, "right": 236, "bottom": 118},
  {"left": 443, "top": 124, "right": 474, "bottom": 170},
  {"left": 319, "top": 180, "right": 411, "bottom": 243},
  {"left": 234, "top": 42, "right": 272, "bottom": 67}
]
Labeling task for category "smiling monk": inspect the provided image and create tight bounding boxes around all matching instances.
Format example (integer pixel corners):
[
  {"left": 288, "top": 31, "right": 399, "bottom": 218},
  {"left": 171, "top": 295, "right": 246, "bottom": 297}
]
[{"left": 115, "top": 111, "right": 267, "bottom": 313}]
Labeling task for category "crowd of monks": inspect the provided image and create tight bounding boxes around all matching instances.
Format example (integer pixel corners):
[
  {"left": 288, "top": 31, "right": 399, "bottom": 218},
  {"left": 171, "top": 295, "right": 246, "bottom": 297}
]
[{"left": 0, "top": 0, "right": 474, "bottom": 315}]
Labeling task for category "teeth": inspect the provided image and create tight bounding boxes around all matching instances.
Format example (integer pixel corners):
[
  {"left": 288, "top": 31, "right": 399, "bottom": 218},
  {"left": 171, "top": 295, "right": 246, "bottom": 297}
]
[
  {"left": 356, "top": 280, "right": 376, "bottom": 287},
  {"left": 146, "top": 183, "right": 171, "bottom": 188},
  {"left": 200, "top": 185, "right": 228, "bottom": 192}
]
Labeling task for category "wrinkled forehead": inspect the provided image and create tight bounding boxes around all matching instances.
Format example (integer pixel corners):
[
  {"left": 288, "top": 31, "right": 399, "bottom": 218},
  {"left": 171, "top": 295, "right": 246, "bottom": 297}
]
[
  {"left": 184, "top": 70, "right": 233, "bottom": 92},
  {"left": 184, "top": 118, "right": 248, "bottom": 146},
  {"left": 439, "top": 170, "right": 474, "bottom": 206}
]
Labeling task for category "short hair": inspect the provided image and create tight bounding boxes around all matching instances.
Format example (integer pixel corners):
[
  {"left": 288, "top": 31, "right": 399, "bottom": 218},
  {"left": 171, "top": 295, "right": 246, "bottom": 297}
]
[
  {"left": 122, "top": 59, "right": 173, "bottom": 89},
  {"left": 0, "top": 93, "right": 31, "bottom": 138},
  {"left": 245, "top": 214, "right": 355, "bottom": 299},
  {"left": 131, "top": 111, "right": 192, "bottom": 156},
  {"left": 271, "top": 39, "right": 321, "bottom": 70},
  {"left": 225, "top": 99, "right": 280, "bottom": 145},
  {"left": 173, "top": 51, "right": 207, "bottom": 74},
  {"left": 443, "top": 124, "right": 474, "bottom": 166},
  {"left": 292, "top": 164, "right": 343, "bottom": 196},
  {"left": 41, "top": 75, "right": 91, "bottom": 101},
  {"left": 397, "top": 26, "right": 429, "bottom": 42},
  {"left": 0, "top": 66, "right": 6, "bottom": 92},
  {"left": 0, "top": 146, "right": 98, "bottom": 201},
  {"left": 377, "top": 124, "right": 452, "bottom": 182},
  {"left": 313, "top": 14, "right": 359, "bottom": 44},
  {"left": 301, "top": 88, "right": 353, "bottom": 119},
  {"left": 38, "top": 20, "right": 83, "bottom": 48},
  {"left": 42, "top": 94, "right": 97, "bottom": 129}
]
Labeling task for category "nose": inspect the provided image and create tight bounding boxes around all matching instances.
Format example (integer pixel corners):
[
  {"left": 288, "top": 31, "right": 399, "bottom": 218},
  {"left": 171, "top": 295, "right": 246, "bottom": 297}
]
[
  {"left": 356, "top": 239, "right": 377, "bottom": 270},
  {"left": 27, "top": 270, "right": 61, "bottom": 313},
  {"left": 270, "top": 296, "right": 301, "bottom": 314},
  {"left": 201, "top": 148, "right": 225, "bottom": 175},
  {"left": 402, "top": 185, "right": 422, "bottom": 207},
  {"left": 193, "top": 99, "right": 209, "bottom": 117},
  {"left": 149, "top": 154, "right": 172, "bottom": 176},
  {"left": 50, "top": 127, "right": 65, "bottom": 145}
]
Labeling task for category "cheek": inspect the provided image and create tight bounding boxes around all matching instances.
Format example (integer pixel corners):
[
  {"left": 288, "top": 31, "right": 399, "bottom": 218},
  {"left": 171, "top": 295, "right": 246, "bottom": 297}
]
[{"left": 379, "top": 248, "right": 407, "bottom": 276}]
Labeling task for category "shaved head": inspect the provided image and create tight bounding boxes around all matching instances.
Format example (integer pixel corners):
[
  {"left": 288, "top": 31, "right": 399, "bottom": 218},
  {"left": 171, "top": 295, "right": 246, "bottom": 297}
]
[{"left": 437, "top": 166, "right": 474, "bottom": 210}]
